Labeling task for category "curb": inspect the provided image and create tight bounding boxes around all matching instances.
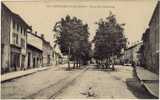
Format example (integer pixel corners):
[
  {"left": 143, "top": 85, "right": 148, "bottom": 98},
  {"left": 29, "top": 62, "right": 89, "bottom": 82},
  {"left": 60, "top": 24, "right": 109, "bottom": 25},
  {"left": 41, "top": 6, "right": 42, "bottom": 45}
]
[
  {"left": 1, "top": 67, "right": 50, "bottom": 83},
  {"left": 135, "top": 67, "right": 159, "bottom": 98},
  {"left": 143, "top": 82, "right": 159, "bottom": 98}
]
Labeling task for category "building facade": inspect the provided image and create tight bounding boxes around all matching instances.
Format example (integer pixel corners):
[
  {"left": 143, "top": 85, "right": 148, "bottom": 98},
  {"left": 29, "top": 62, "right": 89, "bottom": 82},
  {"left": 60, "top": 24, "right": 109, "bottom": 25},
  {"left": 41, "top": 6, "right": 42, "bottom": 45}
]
[
  {"left": 1, "top": 3, "right": 31, "bottom": 74},
  {"left": 41, "top": 35, "right": 53, "bottom": 66},
  {"left": 27, "top": 32, "right": 43, "bottom": 68},
  {"left": 141, "top": 2, "right": 159, "bottom": 74},
  {"left": 52, "top": 32, "right": 63, "bottom": 65},
  {"left": 122, "top": 42, "right": 142, "bottom": 66},
  {"left": 148, "top": 1, "right": 159, "bottom": 74},
  {"left": 140, "top": 29, "right": 151, "bottom": 69}
]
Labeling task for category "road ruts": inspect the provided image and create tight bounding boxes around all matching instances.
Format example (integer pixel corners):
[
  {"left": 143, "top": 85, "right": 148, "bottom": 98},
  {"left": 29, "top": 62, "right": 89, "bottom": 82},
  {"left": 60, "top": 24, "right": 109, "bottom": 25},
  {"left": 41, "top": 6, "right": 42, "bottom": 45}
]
[{"left": 23, "top": 67, "right": 89, "bottom": 99}]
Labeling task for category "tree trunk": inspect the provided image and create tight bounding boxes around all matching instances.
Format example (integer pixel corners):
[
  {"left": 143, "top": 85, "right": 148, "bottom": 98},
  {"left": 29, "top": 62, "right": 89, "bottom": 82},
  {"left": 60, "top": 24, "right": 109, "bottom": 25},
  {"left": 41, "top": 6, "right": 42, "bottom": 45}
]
[
  {"left": 112, "top": 63, "right": 115, "bottom": 70},
  {"left": 73, "top": 60, "right": 76, "bottom": 69},
  {"left": 112, "top": 57, "right": 115, "bottom": 71},
  {"left": 105, "top": 58, "right": 108, "bottom": 69},
  {"left": 79, "top": 59, "right": 81, "bottom": 68},
  {"left": 68, "top": 45, "right": 71, "bottom": 70},
  {"left": 101, "top": 60, "right": 103, "bottom": 69},
  {"left": 68, "top": 55, "right": 70, "bottom": 70},
  {"left": 68, "top": 61, "right": 70, "bottom": 70},
  {"left": 73, "top": 56, "right": 75, "bottom": 69},
  {"left": 76, "top": 58, "right": 78, "bottom": 69},
  {"left": 109, "top": 57, "right": 111, "bottom": 68},
  {"left": 77, "top": 59, "right": 80, "bottom": 68}
]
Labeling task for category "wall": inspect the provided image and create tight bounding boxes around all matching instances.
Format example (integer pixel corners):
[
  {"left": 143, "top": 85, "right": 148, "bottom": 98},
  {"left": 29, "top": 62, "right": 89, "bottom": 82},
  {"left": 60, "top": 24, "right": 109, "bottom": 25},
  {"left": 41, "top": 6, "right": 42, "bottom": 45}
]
[
  {"left": 148, "top": 2, "right": 159, "bottom": 73},
  {"left": 123, "top": 43, "right": 142, "bottom": 65},
  {"left": 1, "top": 3, "right": 31, "bottom": 73},
  {"left": 27, "top": 33, "right": 43, "bottom": 51},
  {"left": 42, "top": 41, "right": 53, "bottom": 66},
  {"left": 10, "top": 17, "right": 28, "bottom": 70},
  {"left": 27, "top": 33, "right": 43, "bottom": 68},
  {"left": 27, "top": 45, "right": 43, "bottom": 68},
  {"left": 1, "top": 3, "right": 11, "bottom": 73}
]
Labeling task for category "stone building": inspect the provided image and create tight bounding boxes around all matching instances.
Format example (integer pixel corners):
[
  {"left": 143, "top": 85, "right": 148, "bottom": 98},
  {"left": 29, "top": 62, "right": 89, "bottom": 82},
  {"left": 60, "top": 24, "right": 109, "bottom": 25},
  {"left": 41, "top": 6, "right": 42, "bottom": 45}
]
[
  {"left": 148, "top": 1, "right": 159, "bottom": 74},
  {"left": 41, "top": 35, "right": 53, "bottom": 66},
  {"left": 122, "top": 42, "right": 142, "bottom": 66},
  {"left": 140, "top": 29, "right": 151, "bottom": 68},
  {"left": 140, "top": 1, "right": 159, "bottom": 74},
  {"left": 52, "top": 32, "right": 63, "bottom": 65},
  {"left": 1, "top": 3, "right": 31, "bottom": 74},
  {"left": 27, "top": 32, "right": 43, "bottom": 68}
]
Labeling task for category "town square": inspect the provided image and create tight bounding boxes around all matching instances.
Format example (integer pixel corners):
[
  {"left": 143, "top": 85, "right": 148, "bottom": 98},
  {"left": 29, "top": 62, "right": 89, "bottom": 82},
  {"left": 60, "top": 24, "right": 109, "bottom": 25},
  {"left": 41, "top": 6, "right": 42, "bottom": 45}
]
[{"left": 1, "top": 0, "right": 159, "bottom": 99}]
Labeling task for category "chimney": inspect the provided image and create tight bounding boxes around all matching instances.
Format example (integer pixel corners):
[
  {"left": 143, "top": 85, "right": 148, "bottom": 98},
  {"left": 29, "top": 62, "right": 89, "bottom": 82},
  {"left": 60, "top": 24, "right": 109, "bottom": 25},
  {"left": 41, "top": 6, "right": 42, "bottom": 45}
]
[
  {"left": 35, "top": 31, "right": 37, "bottom": 35},
  {"left": 41, "top": 34, "right": 44, "bottom": 39},
  {"left": 26, "top": 26, "right": 32, "bottom": 33},
  {"left": 30, "top": 26, "right": 32, "bottom": 30}
]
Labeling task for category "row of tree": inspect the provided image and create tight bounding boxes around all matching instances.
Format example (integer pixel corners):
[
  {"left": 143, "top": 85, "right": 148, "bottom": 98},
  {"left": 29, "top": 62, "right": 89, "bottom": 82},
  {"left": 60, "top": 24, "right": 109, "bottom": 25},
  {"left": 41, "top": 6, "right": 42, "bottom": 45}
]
[
  {"left": 93, "top": 12, "right": 126, "bottom": 70},
  {"left": 54, "top": 15, "right": 92, "bottom": 70},
  {"left": 53, "top": 12, "right": 127, "bottom": 70}
]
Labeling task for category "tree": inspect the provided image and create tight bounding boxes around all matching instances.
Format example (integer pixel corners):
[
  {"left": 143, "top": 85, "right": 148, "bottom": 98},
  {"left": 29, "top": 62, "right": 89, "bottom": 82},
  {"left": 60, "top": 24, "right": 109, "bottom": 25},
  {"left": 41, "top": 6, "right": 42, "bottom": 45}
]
[
  {"left": 53, "top": 15, "right": 91, "bottom": 70},
  {"left": 93, "top": 12, "right": 126, "bottom": 70}
]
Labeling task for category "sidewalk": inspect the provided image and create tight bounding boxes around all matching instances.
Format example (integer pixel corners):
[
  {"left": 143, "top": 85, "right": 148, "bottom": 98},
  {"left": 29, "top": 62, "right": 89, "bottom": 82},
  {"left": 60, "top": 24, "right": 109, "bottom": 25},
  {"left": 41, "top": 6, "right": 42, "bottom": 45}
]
[
  {"left": 135, "top": 66, "right": 159, "bottom": 98},
  {"left": 1, "top": 67, "right": 51, "bottom": 82}
]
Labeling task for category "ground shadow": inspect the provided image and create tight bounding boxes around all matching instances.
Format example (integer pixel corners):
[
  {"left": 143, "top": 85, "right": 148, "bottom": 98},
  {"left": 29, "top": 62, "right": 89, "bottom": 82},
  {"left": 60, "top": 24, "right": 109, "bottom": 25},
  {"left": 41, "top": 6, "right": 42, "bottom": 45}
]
[
  {"left": 55, "top": 66, "right": 85, "bottom": 71},
  {"left": 126, "top": 69, "right": 156, "bottom": 99},
  {"left": 88, "top": 65, "right": 120, "bottom": 73}
]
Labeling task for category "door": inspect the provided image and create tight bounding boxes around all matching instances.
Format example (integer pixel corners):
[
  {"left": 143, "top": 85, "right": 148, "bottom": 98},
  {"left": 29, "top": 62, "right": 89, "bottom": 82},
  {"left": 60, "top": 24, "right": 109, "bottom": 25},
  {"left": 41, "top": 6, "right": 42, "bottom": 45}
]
[
  {"left": 28, "top": 52, "right": 31, "bottom": 68},
  {"left": 47, "top": 55, "right": 50, "bottom": 65},
  {"left": 21, "top": 55, "right": 25, "bottom": 70},
  {"left": 11, "top": 52, "right": 20, "bottom": 71},
  {"left": 33, "top": 57, "right": 36, "bottom": 68}
]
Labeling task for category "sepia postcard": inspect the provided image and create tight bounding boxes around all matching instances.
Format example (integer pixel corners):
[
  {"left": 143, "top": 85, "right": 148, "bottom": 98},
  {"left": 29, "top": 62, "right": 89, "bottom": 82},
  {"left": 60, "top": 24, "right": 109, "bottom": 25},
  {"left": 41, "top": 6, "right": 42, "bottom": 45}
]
[{"left": 1, "top": 0, "right": 159, "bottom": 99}]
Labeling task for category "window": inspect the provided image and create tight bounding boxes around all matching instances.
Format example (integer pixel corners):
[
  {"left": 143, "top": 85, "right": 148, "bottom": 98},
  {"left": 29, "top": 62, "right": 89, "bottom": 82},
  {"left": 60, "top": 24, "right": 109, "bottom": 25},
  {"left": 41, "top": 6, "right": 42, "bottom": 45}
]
[
  {"left": 13, "top": 33, "right": 18, "bottom": 45},
  {"left": 21, "top": 38, "right": 25, "bottom": 48},
  {"left": 13, "top": 20, "right": 16, "bottom": 29},
  {"left": 24, "top": 29, "right": 26, "bottom": 35},
  {"left": 17, "top": 24, "right": 19, "bottom": 32},
  {"left": 21, "top": 26, "right": 23, "bottom": 34},
  {"left": 21, "top": 55, "right": 25, "bottom": 68}
]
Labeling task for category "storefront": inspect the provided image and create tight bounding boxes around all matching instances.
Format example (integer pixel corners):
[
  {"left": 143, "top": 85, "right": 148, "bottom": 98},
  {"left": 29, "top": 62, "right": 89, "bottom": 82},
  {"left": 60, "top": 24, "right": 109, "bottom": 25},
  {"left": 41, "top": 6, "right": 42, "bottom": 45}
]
[{"left": 10, "top": 45, "right": 21, "bottom": 71}]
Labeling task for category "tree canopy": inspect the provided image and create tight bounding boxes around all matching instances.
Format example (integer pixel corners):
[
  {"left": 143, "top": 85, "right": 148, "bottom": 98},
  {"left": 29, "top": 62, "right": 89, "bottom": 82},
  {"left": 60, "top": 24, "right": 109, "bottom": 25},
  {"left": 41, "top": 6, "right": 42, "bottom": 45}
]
[
  {"left": 93, "top": 12, "right": 127, "bottom": 68},
  {"left": 53, "top": 15, "right": 91, "bottom": 68}
]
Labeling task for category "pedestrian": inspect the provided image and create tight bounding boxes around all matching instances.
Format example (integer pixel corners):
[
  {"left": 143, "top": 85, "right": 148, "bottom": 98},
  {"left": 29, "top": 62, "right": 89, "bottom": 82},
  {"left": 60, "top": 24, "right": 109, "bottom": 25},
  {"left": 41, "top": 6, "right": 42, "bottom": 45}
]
[
  {"left": 80, "top": 87, "right": 95, "bottom": 97},
  {"left": 87, "top": 87, "right": 95, "bottom": 97}
]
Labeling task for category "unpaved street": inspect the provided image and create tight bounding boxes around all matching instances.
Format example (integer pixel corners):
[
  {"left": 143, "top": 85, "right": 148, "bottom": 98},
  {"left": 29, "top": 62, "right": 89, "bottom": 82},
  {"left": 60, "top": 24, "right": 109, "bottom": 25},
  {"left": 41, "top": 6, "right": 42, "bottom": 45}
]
[
  {"left": 2, "top": 64, "right": 153, "bottom": 99},
  {"left": 1, "top": 64, "right": 86, "bottom": 99},
  {"left": 55, "top": 65, "right": 153, "bottom": 99}
]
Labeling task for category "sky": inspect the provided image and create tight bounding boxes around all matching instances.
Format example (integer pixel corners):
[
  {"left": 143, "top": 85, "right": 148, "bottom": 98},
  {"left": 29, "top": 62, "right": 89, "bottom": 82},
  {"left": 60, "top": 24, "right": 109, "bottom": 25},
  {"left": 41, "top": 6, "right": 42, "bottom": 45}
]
[{"left": 3, "top": 0, "right": 158, "bottom": 46}]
